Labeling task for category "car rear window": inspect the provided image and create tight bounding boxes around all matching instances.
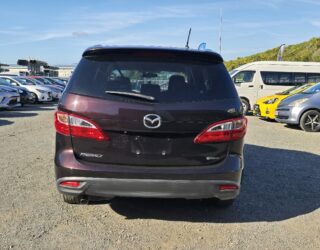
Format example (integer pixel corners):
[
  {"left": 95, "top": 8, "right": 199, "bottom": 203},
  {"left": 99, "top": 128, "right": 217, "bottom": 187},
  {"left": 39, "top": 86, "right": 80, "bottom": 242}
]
[{"left": 67, "top": 54, "right": 237, "bottom": 103}]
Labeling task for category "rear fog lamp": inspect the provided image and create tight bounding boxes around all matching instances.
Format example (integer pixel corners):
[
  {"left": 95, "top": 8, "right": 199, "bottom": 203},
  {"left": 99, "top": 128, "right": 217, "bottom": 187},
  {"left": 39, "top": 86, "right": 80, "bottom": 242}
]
[
  {"left": 60, "top": 181, "right": 82, "bottom": 188},
  {"left": 219, "top": 184, "right": 238, "bottom": 191}
]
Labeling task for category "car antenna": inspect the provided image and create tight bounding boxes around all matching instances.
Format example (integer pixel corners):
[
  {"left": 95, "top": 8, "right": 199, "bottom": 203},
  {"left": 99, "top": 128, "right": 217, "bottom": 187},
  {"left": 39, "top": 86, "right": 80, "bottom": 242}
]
[{"left": 185, "top": 28, "right": 192, "bottom": 49}]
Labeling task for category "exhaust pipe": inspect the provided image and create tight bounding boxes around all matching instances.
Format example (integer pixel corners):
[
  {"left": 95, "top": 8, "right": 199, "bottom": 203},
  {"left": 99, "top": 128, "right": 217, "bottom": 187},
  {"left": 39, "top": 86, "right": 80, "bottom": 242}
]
[{"left": 80, "top": 196, "right": 89, "bottom": 205}]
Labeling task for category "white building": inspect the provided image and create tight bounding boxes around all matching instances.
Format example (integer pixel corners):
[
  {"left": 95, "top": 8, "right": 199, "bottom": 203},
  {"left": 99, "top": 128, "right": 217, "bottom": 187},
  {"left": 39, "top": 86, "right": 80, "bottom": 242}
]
[
  {"left": 2, "top": 65, "right": 29, "bottom": 75},
  {"left": 56, "top": 65, "right": 75, "bottom": 78},
  {"left": 1, "top": 64, "right": 75, "bottom": 77}
]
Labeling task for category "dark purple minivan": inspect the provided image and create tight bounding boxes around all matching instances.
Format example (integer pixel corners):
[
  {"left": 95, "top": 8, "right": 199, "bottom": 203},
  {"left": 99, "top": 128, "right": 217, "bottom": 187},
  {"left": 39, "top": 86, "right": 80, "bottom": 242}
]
[{"left": 54, "top": 46, "right": 247, "bottom": 206}]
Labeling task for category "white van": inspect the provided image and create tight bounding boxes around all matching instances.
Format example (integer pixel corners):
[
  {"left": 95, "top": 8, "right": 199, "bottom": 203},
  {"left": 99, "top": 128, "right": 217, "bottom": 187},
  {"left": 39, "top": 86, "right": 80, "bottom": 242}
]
[{"left": 229, "top": 61, "right": 320, "bottom": 113}]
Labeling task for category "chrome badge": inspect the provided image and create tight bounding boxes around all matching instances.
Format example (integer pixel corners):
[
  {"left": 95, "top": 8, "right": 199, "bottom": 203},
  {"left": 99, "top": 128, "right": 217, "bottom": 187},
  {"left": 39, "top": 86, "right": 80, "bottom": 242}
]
[
  {"left": 143, "top": 114, "right": 162, "bottom": 129},
  {"left": 80, "top": 153, "right": 103, "bottom": 158}
]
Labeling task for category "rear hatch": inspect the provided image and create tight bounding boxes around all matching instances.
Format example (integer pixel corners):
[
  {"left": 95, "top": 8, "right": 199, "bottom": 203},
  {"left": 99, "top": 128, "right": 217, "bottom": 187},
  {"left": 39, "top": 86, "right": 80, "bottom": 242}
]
[{"left": 61, "top": 48, "right": 242, "bottom": 166}]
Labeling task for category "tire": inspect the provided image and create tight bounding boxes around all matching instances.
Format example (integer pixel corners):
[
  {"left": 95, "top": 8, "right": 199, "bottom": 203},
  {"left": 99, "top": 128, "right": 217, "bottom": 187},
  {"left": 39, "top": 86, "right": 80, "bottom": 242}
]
[
  {"left": 62, "top": 194, "right": 83, "bottom": 204},
  {"left": 241, "top": 99, "right": 250, "bottom": 115},
  {"left": 29, "top": 92, "right": 38, "bottom": 104},
  {"left": 299, "top": 110, "right": 320, "bottom": 132}
]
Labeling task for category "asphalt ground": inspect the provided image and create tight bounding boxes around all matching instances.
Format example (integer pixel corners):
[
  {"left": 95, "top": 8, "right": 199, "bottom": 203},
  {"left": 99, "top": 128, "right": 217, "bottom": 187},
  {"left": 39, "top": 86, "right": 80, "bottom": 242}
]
[{"left": 0, "top": 104, "right": 319, "bottom": 249}]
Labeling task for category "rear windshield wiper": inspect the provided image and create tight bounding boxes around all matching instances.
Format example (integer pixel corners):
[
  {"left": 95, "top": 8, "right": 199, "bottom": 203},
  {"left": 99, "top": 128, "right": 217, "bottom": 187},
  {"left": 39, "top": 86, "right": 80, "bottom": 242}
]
[{"left": 105, "top": 91, "right": 155, "bottom": 101}]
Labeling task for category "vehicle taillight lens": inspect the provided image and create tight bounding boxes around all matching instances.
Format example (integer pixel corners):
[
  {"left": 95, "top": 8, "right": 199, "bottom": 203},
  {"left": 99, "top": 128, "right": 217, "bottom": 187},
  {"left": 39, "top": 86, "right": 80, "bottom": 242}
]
[
  {"left": 55, "top": 111, "right": 70, "bottom": 136},
  {"left": 54, "top": 111, "right": 109, "bottom": 140},
  {"left": 194, "top": 117, "right": 247, "bottom": 143},
  {"left": 60, "top": 181, "right": 81, "bottom": 188},
  {"left": 219, "top": 184, "right": 238, "bottom": 191}
]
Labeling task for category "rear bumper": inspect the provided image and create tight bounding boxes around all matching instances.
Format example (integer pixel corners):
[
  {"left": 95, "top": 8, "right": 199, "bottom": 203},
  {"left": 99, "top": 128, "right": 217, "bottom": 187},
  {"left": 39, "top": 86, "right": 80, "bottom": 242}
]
[
  {"left": 57, "top": 177, "right": 240, "bottom": 200},
  {"left": 55, "top": 149, "right": 243, "bottom": 200}
]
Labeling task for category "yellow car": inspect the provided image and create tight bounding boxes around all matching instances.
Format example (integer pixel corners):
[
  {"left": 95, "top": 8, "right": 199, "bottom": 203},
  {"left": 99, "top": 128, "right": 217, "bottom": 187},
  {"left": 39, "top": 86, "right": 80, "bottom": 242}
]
[{"left": 253, "top": 83, "right": 315, "bottom": 120}]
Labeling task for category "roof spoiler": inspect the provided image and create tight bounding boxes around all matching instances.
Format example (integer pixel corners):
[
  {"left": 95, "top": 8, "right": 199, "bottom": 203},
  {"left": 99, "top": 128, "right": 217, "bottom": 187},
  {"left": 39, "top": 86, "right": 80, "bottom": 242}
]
[{"left": 82, "top": 47, "right": 223, "bottom": 63}]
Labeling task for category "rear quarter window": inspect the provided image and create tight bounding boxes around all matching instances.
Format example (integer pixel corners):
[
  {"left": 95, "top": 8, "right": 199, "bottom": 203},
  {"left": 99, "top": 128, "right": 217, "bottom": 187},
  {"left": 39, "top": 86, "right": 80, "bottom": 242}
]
[{"left": 67, "top": 55, "right": 238, "bottom": 103}]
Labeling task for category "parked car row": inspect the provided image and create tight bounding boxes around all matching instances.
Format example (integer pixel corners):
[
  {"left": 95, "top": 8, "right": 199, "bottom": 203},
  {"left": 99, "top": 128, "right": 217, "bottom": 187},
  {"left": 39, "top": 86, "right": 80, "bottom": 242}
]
[
  {"left": 230, "top": 61, "right": 320, "bottom": 114},
  {"left": 229, "top": 61, "right": 320, "bottom": 132},
  {"left": 0, "top": 75, "right": 68, "bottom": 109},
  {"left": 253, "top": 82, "right": 320, "bottom": 132}
]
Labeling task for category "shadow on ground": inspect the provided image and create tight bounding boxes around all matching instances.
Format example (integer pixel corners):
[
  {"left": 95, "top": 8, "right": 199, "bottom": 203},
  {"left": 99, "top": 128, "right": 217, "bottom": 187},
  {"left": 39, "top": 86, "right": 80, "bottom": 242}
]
[
  {"left": 284, "top": 124, "right": 302, "bottom": 131},
  {"left": 0, "top": 111, "right": 38, "bottom": 119},
  {"left": 0, "top": 119, "right": 14, "bottom": 127},
  {"left": 0, "top": 103, "right": 56, "bottom": 120},
  {"left": 18, "top": 103, "right": 57, "bottom": 112},
  {"left": 259, "top": 118, "right": 277, "bottom": 123},
  {"left": 108, "top": 144, "right": 320, "bottom": 223}
]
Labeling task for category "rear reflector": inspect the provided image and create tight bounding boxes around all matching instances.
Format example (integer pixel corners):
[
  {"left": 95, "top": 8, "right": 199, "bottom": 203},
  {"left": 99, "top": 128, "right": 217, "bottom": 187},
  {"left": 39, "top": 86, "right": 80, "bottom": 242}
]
[
  {"left": 60, "top": 181, "right": 81, "bottom": 188},
  {"left": 219, "top": 184, "right": 238, "bottom": 191},
  {"left": 54, "top": 111, "right": 109, "bottom": 140},
  {"left": 194, "top": 117, "right": 247, "bottom": 143}
]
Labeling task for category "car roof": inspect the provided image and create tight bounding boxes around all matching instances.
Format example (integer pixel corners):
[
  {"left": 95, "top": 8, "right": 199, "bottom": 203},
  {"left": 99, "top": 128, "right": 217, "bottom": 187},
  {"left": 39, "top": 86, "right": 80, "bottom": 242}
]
[
  {"left": 234, "top": 61, "right": 320, "bottom": 71},
  {"left": 0, "top": 74, "right": 19, "bottom": 77},
  {"left": 0, "top": 75, "right": 14, "bottom": 78},
  {"left": 82, "top": 45, "right": 223, "bottom": 62}
]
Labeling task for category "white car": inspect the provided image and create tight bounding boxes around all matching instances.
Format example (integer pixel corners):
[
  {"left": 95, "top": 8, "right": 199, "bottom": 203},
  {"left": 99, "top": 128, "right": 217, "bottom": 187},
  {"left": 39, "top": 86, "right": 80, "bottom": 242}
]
[
  {"left": 0, "top": 76, "right": 52, "bottom": 103},
  {"left": 0, "top": 90, "right": 21, "bottom": 109},
  {"left": 23, "top": 77, "right": 63, "bottom": 100}
]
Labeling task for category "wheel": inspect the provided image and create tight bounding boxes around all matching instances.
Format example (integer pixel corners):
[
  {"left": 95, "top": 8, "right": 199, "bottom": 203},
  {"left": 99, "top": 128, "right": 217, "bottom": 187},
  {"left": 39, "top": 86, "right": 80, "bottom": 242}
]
[
  {"left": 29, "top": 92, "right": 38, "bottom": 104},
  {"left": 299, "top": 110, "right": 320, "bottom": 132},
  {"left": 63, "top": 194, "right": 83, "bottom": 204},
  {"left": 241, "top": 99, "right": 250, "bottom": 115}
]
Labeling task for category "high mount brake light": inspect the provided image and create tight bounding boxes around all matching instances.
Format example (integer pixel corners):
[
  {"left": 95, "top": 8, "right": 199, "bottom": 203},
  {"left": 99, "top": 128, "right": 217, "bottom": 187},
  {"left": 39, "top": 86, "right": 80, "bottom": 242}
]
[
  {"left": 194, "top": 117, "right": 247, "bottom": 143},
  {"left": 54, "top": 111, "right": 109, "bottom": 141}
]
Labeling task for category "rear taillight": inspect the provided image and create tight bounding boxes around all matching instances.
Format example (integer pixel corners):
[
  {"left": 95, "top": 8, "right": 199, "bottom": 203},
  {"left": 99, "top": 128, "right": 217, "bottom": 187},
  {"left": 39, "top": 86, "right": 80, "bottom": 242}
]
[
  {"left": 54, "top": 111, "right": 109, "bottom": 141},
  {"left": 194, "top": 117, "right": 247, "bottom": 143}
]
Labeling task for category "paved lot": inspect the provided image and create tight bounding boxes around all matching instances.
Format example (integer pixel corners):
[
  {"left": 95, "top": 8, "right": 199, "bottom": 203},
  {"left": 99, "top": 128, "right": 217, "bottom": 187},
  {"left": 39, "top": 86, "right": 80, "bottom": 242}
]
[{"left": 0, "top": 104, "right": 319, "bottom": 250}]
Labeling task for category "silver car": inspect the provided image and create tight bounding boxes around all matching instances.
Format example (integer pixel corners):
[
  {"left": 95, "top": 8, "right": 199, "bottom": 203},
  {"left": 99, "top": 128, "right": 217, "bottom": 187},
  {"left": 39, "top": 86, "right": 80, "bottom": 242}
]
[
  {"left": 275, "top": 82, "right": 320, "bottom": 132},
  {"left": 0, "top": 88, "right": 21, "bottom": 109}
]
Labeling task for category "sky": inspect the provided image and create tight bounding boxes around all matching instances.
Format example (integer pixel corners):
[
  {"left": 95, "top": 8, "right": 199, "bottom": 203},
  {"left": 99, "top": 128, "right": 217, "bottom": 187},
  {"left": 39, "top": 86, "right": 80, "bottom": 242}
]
[{"left": 0, "top": 0, "right": 319, "bottom": 65}]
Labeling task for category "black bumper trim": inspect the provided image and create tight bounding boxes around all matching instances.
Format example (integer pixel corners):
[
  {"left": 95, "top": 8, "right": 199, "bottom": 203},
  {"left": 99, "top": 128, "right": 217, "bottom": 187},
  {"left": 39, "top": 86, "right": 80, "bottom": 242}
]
[{"left": 57, "top": 177, "right": 240, "bottom": 200}]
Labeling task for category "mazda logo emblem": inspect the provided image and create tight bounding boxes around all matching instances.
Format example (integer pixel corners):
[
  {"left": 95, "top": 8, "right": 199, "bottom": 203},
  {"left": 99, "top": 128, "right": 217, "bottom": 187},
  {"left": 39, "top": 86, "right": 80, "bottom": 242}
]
[{"left": 143, "top": 114, "right": 161, "bottom": 129}]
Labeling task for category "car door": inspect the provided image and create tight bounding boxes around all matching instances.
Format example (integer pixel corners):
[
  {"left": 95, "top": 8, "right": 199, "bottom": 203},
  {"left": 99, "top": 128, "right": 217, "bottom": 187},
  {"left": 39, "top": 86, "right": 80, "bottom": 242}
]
[{"left": 233, "top": 70, "right": 258, "bottom": 106}]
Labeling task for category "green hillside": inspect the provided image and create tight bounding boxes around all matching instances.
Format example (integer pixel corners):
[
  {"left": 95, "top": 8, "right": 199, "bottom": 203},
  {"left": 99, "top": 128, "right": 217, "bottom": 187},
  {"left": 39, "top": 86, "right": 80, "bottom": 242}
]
[{"left": 225, "top": 37, "right": 320, "bottom": 71}]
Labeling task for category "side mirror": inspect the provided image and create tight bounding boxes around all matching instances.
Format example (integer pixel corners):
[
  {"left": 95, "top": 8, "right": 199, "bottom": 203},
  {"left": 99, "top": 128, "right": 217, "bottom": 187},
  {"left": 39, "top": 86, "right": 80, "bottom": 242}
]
[{"left": 233, "top": 78, "right": 242, "bottom": 85}]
